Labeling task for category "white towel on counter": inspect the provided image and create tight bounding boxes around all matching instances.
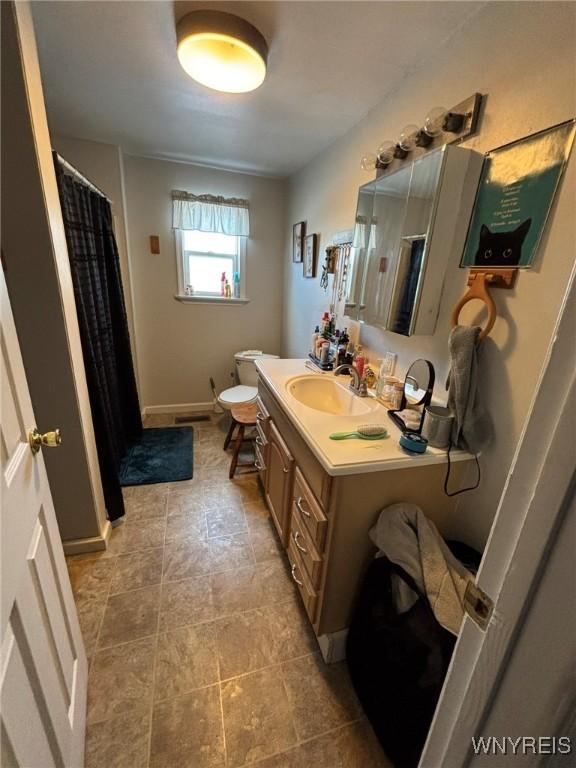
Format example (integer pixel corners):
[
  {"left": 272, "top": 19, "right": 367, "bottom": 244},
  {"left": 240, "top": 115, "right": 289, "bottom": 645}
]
[{"left": 369, "top": 502, "right": 474, "bottom": 636}]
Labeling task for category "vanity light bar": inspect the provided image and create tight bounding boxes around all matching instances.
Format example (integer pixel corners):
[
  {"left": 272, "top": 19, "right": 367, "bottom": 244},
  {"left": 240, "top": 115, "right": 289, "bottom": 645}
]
[{"left": 361, "top": 93, "right": 483, "bottom": 176}]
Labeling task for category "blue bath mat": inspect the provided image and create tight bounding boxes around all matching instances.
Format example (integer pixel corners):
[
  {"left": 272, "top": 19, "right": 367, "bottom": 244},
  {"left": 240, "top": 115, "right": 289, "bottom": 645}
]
[{"left": 119, "top": 427, "right": 193, "bottom": 486}]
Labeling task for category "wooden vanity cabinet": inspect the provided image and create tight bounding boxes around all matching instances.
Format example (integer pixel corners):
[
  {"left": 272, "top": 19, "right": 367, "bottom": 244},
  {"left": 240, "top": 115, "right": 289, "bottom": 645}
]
[
  {"left": 257, "top": 376, "right": 468, "bottom": 644},
  {"left": 264, "top": 421, "right": 294, "bottom": 546}
]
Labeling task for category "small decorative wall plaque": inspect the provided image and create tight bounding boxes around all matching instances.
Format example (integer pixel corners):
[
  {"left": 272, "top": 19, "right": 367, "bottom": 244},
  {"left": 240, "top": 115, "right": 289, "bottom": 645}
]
[{"left": 304, "top": 233, "right": 318, "bottom": 278}]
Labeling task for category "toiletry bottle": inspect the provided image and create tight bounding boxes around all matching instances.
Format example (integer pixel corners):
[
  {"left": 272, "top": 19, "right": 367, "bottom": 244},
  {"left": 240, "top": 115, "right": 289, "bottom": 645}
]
[
  {"left": 382, "top": 350, "right": 397, "bottom": 376},
  {"left": 320, "top": 341, "right": 330, "bottom": 365},
  {"left": 221, "top": 272, "right": 226, "bottom": 297},
  {"left": 233, "top": 272, "right": 240, "bottom": 299},
  {"left": 391, "top": 382, "right": 404, "bottom": 410},
  {"left": 376, "top": 359, "right": 386, "bottom": 397},
  {"left": 311, "top": 326, "right": 320, "bottom": 354},
  {"left": 353, "top": 344, "right": 364, "bottom": 375},
  {"left": 336, "top": 332, "right": 345, "bottom": 366},
  {"left": 364, "top": 366, "right": 377, "bottom": 389}
]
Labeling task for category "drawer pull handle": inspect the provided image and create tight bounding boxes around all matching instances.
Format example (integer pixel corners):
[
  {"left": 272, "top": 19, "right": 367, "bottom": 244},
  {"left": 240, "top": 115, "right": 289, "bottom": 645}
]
[
  {"left": 293, "top": 531, "right": 307, "bottom": 554},
  {"left": 291, "top": 563, "right": 304, "bottom": 587},
  {"left": 255, "top": 459, "right": 266, "bottom": 471},
  {"left": 256, "top": 411, "right": 266, "bottom": 422},
  {"left": 296, "top": 497, "right": 311, "bottom": 518},
  {"left": 282, "top": 465, "right": 290, "bottom": 474},
  {"left": 255, "top": 436, "right": 264, "bottom": 447}
]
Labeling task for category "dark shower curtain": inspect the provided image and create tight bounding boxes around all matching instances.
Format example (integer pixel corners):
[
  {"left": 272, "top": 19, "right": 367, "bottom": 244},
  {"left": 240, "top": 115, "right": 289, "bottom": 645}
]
[{"left": 54, "top": 155, "right": 142, "bottom": 522}]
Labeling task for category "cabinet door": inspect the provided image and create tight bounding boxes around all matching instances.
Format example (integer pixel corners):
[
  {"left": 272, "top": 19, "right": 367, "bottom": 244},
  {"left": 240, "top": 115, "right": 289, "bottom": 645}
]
[
  {"left": 255, "top": 433, "right": 268, "bottom": 487},
  {"left": 265, "top": 421, "right": 294, "bottom": 546}
]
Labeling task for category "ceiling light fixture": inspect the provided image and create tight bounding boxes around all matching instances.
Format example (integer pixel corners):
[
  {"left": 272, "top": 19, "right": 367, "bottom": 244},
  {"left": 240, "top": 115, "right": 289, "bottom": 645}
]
[{"left": 176, "top": 10, "right": 268, "bottom": 94}]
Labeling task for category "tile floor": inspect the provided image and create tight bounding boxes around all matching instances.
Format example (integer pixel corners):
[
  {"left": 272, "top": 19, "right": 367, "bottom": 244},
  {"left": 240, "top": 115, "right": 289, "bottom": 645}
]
[{"left": 67, "top": 412, "right": 391, "bottom": 768}]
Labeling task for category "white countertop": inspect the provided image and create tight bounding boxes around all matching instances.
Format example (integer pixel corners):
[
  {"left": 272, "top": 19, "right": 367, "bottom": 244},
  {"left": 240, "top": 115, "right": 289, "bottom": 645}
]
[{"left": 256, "top": 358, "right": 473, "bottom": 477}]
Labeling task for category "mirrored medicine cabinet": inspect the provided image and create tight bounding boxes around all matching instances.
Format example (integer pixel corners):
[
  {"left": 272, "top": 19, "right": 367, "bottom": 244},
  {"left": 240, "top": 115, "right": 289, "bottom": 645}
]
[{"left": 345, "top": 144, "right": 483, "bottom": 336}]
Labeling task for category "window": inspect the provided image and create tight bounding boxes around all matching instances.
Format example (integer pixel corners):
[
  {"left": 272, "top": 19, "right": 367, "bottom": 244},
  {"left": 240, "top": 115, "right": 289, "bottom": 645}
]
[{"left": 176, "top": 229, "right": 245, "bottom": 299}]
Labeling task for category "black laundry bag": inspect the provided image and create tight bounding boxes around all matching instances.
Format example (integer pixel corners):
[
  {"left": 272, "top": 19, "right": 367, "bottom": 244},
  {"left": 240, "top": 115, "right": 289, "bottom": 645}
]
[{"left": 346, "top": 556, "right": 457, "bottom": 768}]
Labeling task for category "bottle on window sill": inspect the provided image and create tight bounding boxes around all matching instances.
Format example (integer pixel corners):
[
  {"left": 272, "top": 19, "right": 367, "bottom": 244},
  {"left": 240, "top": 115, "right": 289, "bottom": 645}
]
[
  {"left": 224, "top": 280, "right": 232, "bottom": 299},
  {"left": 221, "top": 272, "right": 227, "bottom": 297},
  {"left": 233, "top": 272, "right": 241, "bottom": 299}
]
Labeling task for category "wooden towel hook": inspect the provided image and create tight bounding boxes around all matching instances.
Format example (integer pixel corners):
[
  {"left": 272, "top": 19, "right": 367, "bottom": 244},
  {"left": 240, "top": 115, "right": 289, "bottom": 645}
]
[{"left": 451, "top": 269, "right": 516, "bottom": 340}]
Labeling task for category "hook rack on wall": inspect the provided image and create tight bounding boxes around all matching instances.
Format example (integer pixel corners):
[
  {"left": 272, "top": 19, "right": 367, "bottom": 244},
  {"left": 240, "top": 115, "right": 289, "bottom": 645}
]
[
  {"left": 451, "top": 268, "right": 516, "bottom": 339},
  {"left": 321, "top": 241, "right": 351, "bottom": 293}
]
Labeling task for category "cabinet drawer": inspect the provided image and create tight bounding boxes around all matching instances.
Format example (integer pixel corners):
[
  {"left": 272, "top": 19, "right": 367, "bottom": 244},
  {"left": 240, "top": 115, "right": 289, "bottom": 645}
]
[
  {"left": 289, "top": 504, "right": 323, "bottom": 589},
  {"left": 255, "top": 395, "right": 270, "bottom": 438},
  {"left": 287, "top": 539, "right": 318, "bottom": 624},
  {"left": 292, "top": 467, "right": 328, "bottom": 552}
]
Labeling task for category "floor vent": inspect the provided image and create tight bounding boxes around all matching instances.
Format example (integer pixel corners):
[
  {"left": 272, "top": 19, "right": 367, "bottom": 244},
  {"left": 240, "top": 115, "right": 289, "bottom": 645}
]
[{"left": 174, "top": 414, "right": 212, "bottom": 424}]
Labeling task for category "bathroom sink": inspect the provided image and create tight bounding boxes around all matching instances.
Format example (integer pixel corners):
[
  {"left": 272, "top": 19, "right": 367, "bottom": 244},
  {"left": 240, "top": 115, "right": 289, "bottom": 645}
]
[{"left": 286, "top": 376, "right": 374, "bottom": 416}]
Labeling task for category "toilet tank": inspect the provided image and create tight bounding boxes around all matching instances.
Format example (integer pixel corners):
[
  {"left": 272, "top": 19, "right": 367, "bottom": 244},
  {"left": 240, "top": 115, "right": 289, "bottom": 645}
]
[{"left": 234, "top": 350, "right": 278, "bottom": 386}]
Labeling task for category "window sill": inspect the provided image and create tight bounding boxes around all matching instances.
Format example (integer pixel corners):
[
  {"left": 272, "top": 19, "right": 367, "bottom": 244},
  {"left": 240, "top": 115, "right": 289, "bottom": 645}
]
[{"left": 174, "top": 294, "right": 250, "bottom": 305}]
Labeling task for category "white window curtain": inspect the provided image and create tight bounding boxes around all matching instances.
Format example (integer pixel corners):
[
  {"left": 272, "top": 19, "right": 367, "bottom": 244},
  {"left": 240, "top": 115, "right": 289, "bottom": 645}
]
[{"left": 172, "top": 191, "right": 250, "bottom": 237}]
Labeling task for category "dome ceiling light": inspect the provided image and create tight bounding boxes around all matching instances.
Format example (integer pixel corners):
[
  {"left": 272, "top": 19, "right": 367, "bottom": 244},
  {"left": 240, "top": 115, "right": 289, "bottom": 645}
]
[{"left": 176, "top": 10, "right": 268, "bottom": 94}]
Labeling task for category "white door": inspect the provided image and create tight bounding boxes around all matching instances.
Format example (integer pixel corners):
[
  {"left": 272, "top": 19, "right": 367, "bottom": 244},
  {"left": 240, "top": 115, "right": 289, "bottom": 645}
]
[
  {"left": 420, "top": 263, "right": 576, "bottom": 766},
  {"left": 1, "top": 267, "right": 87, "bottom": 767}
]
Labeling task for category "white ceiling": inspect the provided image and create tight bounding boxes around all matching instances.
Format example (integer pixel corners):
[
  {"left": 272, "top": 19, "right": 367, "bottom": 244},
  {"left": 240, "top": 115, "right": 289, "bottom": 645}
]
[{"left": 32, "top": 1, "right": 484, "bottom": 177}]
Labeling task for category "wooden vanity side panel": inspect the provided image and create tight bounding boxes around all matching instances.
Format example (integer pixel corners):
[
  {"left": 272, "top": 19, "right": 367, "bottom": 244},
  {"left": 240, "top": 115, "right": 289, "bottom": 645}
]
[
  {"left": 316, "top": 461, "right": 467, "bottom": 636},
  {"left": 258, "top": 378, "right": 332, "bottom": 508}
]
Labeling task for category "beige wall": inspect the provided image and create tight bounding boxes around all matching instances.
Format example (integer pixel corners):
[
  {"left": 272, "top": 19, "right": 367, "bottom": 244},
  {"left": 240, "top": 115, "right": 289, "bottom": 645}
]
[
  {"left": 282, "top": 1, "right": 576, "bottom": 550},
  {"left": 123, "top": 155, "right": 286, "bottom": 408}
]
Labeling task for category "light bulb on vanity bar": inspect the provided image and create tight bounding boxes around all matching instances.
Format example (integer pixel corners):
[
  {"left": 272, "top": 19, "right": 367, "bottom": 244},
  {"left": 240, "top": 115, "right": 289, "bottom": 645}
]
[
  {"left": 376, "top": 141, "right": 395, "bottom": 166},
  {"left": 360, "top": 153, "right": 378, "bottom": 172},
  {"left": 398, "top": 124, "right": 420, "bottom": 152}
]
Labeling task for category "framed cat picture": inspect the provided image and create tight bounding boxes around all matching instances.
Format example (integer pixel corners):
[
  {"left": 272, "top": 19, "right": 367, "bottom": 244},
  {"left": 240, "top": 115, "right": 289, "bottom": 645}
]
[
  {"left": 303, "top": 234, "right": 318, "bottom": 278},
  {"left": 293, "top": 221, "right": 306, "bottom": 263},
  {"left": 461, "top": 120, "right": 575, "bottom": 269}
]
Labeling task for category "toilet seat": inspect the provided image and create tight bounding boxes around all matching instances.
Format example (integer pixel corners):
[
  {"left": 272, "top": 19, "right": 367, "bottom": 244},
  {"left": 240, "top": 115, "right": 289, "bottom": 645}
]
[{"left": 218, "top": 384, "right": 258, "bottom": 409}]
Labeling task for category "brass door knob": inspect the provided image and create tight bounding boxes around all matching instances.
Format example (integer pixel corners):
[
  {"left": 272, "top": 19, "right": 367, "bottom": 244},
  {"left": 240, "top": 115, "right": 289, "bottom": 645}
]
[{"left": 28, "top": 428, "right": 62, "bottom": 455}]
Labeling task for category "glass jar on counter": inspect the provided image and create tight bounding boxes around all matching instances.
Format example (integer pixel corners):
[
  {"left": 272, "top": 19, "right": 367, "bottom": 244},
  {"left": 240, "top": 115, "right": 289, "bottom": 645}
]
[{"left": 381, "top": 376, "right": 401, "bottom": 407}]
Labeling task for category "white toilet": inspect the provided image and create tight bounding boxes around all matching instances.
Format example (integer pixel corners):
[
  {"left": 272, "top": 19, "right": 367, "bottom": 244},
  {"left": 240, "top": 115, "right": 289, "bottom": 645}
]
[{"left": 218, "top": 350, "right": 279, "bottom": 410}]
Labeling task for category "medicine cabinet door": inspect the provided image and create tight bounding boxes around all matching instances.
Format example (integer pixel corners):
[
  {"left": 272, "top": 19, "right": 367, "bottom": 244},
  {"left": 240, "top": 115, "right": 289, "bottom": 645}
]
[
  {"left": 345, "top": 181, "right": 376, "bottom": 320},
  {"left": 358, "top": 164, "right": 412, "bottom": 327},
  {"left": 386, "top": 149, "right": 444, "bottom": 335}
]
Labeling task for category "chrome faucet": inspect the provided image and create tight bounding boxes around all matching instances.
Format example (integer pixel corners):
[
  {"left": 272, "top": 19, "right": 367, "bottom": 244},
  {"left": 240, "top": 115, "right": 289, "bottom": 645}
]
[{"left": 334, "top": 364, "right": 368, "bottom": 397}]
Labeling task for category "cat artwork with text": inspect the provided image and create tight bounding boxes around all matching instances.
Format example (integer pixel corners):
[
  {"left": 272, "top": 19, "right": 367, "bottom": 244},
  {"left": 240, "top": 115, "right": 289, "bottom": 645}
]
[{"left": 474, "top": 218, "right": 532, "bottom": 267}]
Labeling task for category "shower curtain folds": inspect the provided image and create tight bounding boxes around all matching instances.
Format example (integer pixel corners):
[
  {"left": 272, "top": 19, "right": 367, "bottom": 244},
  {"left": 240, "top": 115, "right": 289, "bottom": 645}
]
[{"left": 54, "top": 153, "right": 142, "bottom": 522}]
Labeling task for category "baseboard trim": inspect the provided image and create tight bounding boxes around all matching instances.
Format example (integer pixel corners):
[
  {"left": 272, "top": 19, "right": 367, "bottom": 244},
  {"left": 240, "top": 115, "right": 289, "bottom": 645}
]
[
  {"left": 317, "top": 629, "right": 349, "bottom": 663},
  {"left": 142, "top": 402, "right": 215, "bottom": 416},
  {"left": 63, "top": 521, "right": 112, "bottom": 555}
]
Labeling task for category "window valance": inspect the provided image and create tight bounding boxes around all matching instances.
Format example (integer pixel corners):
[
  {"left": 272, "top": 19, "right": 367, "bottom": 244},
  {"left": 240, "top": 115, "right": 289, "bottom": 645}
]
[{"left": 172, "top": 191, "right": 250, "bottom": 237}]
